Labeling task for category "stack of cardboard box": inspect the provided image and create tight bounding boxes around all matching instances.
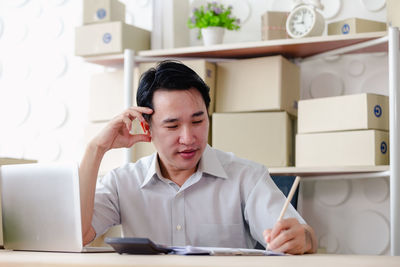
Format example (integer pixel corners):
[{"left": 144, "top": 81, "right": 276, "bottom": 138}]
[
  {"left": 76, "top": 0, "right": 151, "bottom": 175},
  {"left": 75, "top": 0, "right": 150, "bottom": 57},
  {"left": 212, "top": 56, "right": 300, "bottom": 167},
  {"left": 296, "top": 93, "right": 389, "bottom": 167}
]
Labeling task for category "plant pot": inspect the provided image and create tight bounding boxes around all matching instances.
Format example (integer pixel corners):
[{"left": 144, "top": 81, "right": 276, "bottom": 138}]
[{"left": 201, "top": 27, "right": 225, "bottom": 46}]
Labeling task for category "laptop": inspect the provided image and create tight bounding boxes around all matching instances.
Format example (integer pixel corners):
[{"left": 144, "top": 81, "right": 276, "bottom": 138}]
[{"left": 0, "top": 162, "right": 113, "bottom": 253}]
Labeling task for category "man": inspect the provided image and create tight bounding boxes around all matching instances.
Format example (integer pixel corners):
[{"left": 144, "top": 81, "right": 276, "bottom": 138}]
[{"left": 79, "top": 61, "right": 316, "bottom": 254}]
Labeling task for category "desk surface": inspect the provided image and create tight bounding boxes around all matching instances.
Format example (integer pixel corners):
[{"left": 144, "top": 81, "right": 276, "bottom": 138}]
[{"left": 0, "top": 250, "right": 399, "bottom": 267}]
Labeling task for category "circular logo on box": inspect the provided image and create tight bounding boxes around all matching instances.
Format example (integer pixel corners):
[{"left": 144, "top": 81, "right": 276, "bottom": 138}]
[
  {"left": 96, "top": 8, "right": 106, "bottom": 20},
  {"left": 341, "top": 24, "right": 350, "bottom": 34},
  {"left": 381, "top": 141, "right": 387, "bottom": 154},
  {"left": 374, "top": 105, "right": 382, "bottom": 117},
  {"left": 103, "top": 33, "right": 112, "bottom": 44}
]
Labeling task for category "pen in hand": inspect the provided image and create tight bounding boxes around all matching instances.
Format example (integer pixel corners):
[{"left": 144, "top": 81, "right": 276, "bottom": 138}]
[
  {"left": 277, "top": 176, "right": 301, "bottom": 221},
  {"left": 266, "top": 176, "right": 301, "bottom": 250}
]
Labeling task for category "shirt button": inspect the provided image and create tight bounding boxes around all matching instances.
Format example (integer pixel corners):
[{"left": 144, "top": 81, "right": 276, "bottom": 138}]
[{"left": 176, "top": 225, "right": 182, "bottom": 230}]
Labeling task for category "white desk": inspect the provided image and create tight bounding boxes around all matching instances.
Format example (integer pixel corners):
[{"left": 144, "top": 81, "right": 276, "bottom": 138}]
[{"left": 0, "top": 250, "right": 399, "bottom": 267}]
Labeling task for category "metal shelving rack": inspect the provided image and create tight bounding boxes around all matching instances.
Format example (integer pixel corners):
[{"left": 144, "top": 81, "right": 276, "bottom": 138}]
[
  {"left": 85, "top": 28, "right": 400, "bottom": 255},
  {"left": 388, "top": 26, "right": 400, "bottom": 256}
]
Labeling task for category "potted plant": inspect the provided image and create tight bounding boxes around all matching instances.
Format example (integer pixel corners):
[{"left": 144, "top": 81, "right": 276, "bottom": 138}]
[{"left": 187, "top": 1, "right": 241, "bottom": 46}]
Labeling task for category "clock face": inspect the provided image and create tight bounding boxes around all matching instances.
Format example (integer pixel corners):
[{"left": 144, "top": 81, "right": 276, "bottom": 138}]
[{"left": 287, "top": 6, "right": 316, "bottom": 38}]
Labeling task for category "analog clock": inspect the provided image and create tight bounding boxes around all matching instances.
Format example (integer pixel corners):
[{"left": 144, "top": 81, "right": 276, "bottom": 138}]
[{"left": 286, "top": 5, "right": 325, "bottom": 38}]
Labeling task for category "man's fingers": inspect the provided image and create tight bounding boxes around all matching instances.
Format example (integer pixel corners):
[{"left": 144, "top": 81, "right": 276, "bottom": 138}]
[
  {"left": 127, "top": 106, "right": 153, "bottom": 121},
  {"left": 263, "top": 229, "right": 272, "bottom": 237},
  {"left": 115, "top": 107, "right": 152, "bottom": 125},
  {"left": 269, "top": 220, "right": 286, "bottom": 240},
  {"left": 263, "top": 229, "right": 272, "bottom": 243},
  {"left": 114, "top": 107, "right": 153, "bottom": 132},
  {"left": 121, "top": 116, "right": 133, "bottom": 132},
  {"left": 268, "top": 228, "right": 296, "bottom": 251},
  {"left": 130, "top": 106, "right": 153, "bottom": 114},
  {"left": 128, "top": 133, "right": 151, "bottom": 146},
  {"left": 270, "top": 218, "right": 298, "bottom": 240},
  {"left": 271, "top": 239, "right": 301, "bottom": 254}
]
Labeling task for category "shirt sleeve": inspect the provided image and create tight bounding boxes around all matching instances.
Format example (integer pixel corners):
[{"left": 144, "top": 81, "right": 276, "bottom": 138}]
[
  {"left": 243, "top": 169, "right": 306, "bottom": 247},
  {"left": 91, "top": 171, "right": 121, "bottom": 239}
]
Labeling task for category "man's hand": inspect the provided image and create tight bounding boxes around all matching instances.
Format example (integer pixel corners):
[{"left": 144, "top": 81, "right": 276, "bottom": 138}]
[
  {"left": 263, "top": 218, "right": 317, "bottom": 254},
  {"left": 93, "top": 106, "right": 153, "bottom": 153}
]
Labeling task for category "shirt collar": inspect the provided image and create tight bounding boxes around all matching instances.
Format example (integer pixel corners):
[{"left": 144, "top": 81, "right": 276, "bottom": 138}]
[
  {"left": 198, "top": 144, "right": 228, "bottom": 179},
  {"left": 140, "top": 144, "right": 228, "bottom": 188},
  {"left": 141, "top": 154, "right": 160, "bottom": 188}
]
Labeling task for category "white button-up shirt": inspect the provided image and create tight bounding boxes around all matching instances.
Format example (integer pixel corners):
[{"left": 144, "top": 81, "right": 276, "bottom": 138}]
[{"left": 92, "top": 145, "right": 305, "bottom": 248}]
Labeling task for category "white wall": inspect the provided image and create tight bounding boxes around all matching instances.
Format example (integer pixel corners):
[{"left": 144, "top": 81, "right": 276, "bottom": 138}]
[{"left": 0, "top": 0, "right": 151, "bottom": 163}]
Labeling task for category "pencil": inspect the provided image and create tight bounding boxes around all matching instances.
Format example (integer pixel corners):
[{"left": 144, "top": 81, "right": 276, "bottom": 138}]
[
  {"left": 277, "top": 176, "right": 301, "bottom": 221},
  {"left": 266, "top": 176, "right": 301, "bottom": 251}
]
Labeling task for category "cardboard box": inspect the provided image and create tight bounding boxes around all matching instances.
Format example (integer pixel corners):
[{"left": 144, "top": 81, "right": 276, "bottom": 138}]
[
  {"left": 84, "top": 122, "right": 155, "bottom": 175},
  {"left": 88, "top": 70, "right": 137, "bottom": 122},
  {"left": 88, "top": 70, "right": 124, "bottom": 122},
  {"left": 261, "top": 11, "right": 289, "bottom": 41},
  {"left": 161, "top": 0, "right": 189, "bottom": 49},
  {"left": 296, "top": 130, "right": 389, "bottom": 167},
  {"left": 328, "top": 18, "right": 386, "bottom": 35},
  {"left": 298, "top": 93, "right": 389, "bottom": 134},
  {"left": 135, "top": 60, "right": 217, "bottom": 114},
  {"left": 75, "top": 21, "right": 150, "bottom": 57},
  {"left": 83, "top": 0, "right": 125, "bottom": 25},
  {"left": 387, "top": 0, "right": 400, "bottom": 28},
  {"left": 216, "top": 56, "right": 300, "bottom": 116},
  {"left": 212, "top": 112, "right": 293, "bottom": 167}
]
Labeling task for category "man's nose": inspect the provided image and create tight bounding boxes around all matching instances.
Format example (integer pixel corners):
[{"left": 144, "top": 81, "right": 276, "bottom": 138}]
[{"left": 179, "top": 126, "right": 195, "bottom": 145}]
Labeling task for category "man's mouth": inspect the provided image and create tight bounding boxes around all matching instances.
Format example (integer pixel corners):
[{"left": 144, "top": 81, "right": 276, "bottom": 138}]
[{"left": 178, "top": 149, "right": 197, "bottom": 159}]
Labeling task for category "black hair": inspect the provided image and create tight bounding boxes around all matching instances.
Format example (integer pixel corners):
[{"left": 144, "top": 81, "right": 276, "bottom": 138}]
[{"left": 136, "top": 60, "right": 211, "bottom": 122}]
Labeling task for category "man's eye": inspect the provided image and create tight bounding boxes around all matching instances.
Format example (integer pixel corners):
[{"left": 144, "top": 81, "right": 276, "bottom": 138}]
[
  {"left": 193, "top": 120, "right": 203, "bottom": 124},
  {"left": 166, "top": 125, "right": 178, "bottom": 129}
]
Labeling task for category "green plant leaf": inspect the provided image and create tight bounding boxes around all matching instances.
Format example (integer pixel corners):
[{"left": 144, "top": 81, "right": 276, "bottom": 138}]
[{"left": 187, "top": 1, "right": 241, "bottom": 36}]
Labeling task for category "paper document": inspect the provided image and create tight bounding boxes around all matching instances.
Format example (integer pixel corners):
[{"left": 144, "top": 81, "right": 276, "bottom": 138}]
[
  {"left": 170, "top": 246, "right": 285, "bottom": 256},
  {"left": 105, "top": 237, "right": 285, "bottom": 256}
]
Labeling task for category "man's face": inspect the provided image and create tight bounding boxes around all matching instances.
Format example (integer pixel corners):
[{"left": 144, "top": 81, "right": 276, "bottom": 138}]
[{"left": 149, "top": 88, "right": 209, "bottom": 177}]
